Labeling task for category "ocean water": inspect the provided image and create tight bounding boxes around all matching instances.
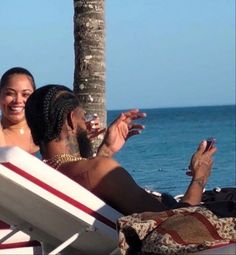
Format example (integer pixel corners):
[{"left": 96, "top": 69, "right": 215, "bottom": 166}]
[{"left": 108, "top": 105, "right": 236, "bottom": 196}]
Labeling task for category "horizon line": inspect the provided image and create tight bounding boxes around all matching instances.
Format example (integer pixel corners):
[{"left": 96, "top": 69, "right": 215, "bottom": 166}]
[{"left": 107, "top": 103, "right": 235, "bottom": 111}]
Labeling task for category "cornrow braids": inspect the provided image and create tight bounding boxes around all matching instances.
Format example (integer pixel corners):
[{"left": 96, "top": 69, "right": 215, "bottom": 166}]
[
  {"left": 42, "top": 86, "right": 59, "bottom": 142},
  {"left": 25, "top": 84, "right": 80, "bottom": 146},
  {"left": 0, "top": 67, "right": 36, "bottom": 90},
  {"left": 50, "top": 97, "right": 76, "bottom": 139}
]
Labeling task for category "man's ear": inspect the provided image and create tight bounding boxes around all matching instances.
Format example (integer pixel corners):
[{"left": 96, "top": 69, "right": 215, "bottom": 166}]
[{"left": 66, "top": 111, "right": 76, "bottom": 131}]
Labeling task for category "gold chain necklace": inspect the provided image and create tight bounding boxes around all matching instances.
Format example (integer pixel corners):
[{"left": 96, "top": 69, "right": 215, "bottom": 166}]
[{"left": 43, "top": 153, "right": 87, "bottom": 169}]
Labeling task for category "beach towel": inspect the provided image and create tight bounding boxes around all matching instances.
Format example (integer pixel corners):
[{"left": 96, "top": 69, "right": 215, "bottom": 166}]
[{"left": 117, "top": 205, "right": 236, "bottom": 255}]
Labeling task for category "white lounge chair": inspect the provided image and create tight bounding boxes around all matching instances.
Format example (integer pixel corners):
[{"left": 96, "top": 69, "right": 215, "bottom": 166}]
[
  {"left": 0, "top": 146, "right": 122, "bottom": 255},
  {"left": 1, "top": 146, "right": 235, "bottom": 255}
]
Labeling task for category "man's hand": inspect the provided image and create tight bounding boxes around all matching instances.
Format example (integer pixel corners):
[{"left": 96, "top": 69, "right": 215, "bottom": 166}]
[
  {"left": 181, "top": 140, "right": 217, "bottom": 205},
  {"left": 86, "top": 114, "right": 106, "bottom": 140},
  {"left": 189, "top": 140, "right": 217, "bottom": 187},
  {"left": 97, "top": 109, "right": 146, "bottom": 157}
]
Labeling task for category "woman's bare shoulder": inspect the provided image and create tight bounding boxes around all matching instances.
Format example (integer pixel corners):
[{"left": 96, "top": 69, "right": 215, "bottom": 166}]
[{"left": 0, "top": 122, "right": 6, "bottom": 146}]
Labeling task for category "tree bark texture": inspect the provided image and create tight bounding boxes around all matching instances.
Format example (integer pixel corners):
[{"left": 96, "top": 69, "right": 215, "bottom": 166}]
[{"left": 73, "top": 0, "right": 106, "bottom": 152}]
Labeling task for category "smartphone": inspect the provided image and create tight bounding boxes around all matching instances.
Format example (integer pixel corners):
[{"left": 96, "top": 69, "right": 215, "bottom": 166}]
[{"left": 204, "top": 137, "right": 216, "bottom": 152}]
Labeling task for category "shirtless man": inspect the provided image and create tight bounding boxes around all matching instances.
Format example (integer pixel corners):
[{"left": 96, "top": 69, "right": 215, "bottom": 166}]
[{"left": 25, "top": 84, "right": 217, "bottom": 215}]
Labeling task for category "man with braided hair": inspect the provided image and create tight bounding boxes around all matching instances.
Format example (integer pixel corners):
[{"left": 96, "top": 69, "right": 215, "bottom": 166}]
[{"left": 25, "top": 84, "right": 217, "bottom": 215}]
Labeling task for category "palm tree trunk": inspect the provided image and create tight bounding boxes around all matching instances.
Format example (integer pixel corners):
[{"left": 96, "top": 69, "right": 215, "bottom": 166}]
[{"left": 73, "top": 0, "right": 106, "bottom": 153}]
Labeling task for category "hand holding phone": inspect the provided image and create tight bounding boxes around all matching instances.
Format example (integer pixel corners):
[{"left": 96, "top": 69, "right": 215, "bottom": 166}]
[
  {"left": 204, "top": 137, "right": 216, "bottom": 153},
  {"left": 186, "top": 137, "right": 216, "bottom": 176}
]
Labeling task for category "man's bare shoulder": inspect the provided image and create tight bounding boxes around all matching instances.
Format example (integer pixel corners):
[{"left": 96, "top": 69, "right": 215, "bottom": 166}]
[
  {"left": 58, "top": 156, "right": 121, "bottom": 181},
  {"left": 88, "top": 156, "right": 120, "bottom": 171},
  {"left": 79, "top": 156, "right": 122, "bottom": 188}
]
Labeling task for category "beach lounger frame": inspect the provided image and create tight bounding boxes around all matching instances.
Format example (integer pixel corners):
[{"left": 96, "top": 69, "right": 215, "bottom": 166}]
[
  {"left": 0, "top": 146, "right": 122, "bottom": 255},
  {"left": 0, "top": 146, "right": 235, "bottom": 254}
]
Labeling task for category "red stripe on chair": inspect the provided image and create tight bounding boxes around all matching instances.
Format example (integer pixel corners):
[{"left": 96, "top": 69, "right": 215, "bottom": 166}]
[
  {"left": 1, "top": 162, "right": 116, "bottom": 230},
  {"left": 0, "top": 220, "right": 10, "bottom": 229},
  {"left": 0, "top": 240, "right": 41, "bottom": 249}
]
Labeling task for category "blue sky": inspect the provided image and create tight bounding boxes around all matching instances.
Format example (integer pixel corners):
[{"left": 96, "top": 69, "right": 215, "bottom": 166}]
[{"left": 0, "top": 0, "right": 235, "bottom": 110}]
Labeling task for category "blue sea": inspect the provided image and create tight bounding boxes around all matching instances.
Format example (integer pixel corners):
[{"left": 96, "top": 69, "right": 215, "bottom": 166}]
[{"left": 108, "top": 105, "right": 236, "bottom": 196}]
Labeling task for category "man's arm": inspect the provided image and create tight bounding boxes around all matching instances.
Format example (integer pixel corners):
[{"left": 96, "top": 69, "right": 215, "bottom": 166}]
[
  {"left": 181, "top": 140, "right": 217, "bottom": 205},
  {"left": 90, "top": 157, "right": 167, "bottom": 215}
]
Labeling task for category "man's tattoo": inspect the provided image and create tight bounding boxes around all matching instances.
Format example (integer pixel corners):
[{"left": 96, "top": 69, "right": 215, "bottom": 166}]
[
  {"left": 98, "top": 145, "right": 112, "bottom": 157},
  {"left": 65, "top": 135, "right": 79, "bottom": 154},
  {"left": 192, "top": 177, "right": 205, "bottom": 189}
]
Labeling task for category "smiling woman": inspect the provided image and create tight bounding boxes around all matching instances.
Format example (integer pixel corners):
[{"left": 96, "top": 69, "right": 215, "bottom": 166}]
[{"left": 0, "top": 67, "right": 39, "bottom": 154}]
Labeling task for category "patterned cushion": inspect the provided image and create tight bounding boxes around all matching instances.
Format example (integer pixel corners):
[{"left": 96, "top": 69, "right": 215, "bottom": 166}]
[{"left": 117, "top": 206, "right": 236, "bottom": 255}]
